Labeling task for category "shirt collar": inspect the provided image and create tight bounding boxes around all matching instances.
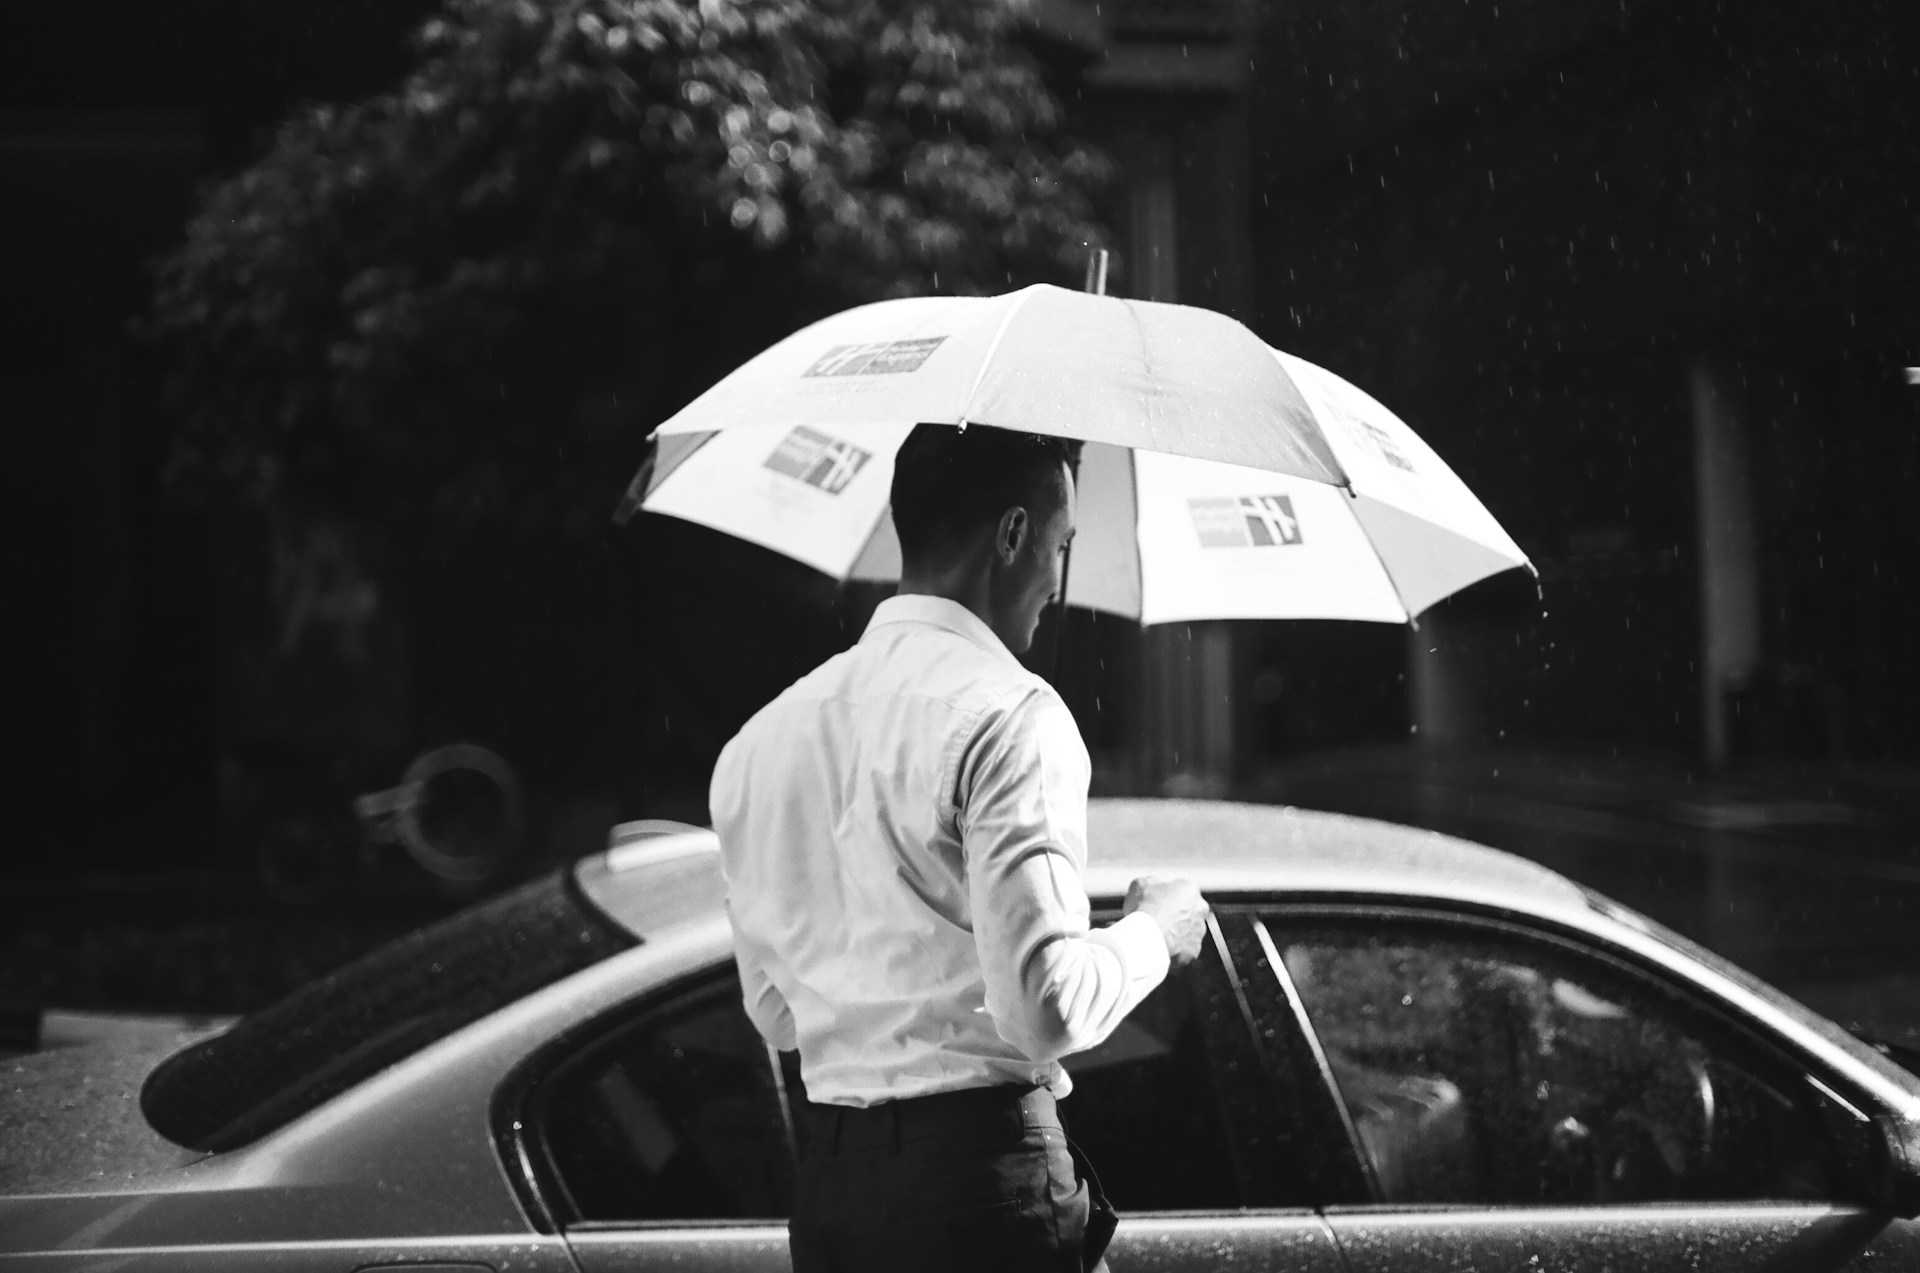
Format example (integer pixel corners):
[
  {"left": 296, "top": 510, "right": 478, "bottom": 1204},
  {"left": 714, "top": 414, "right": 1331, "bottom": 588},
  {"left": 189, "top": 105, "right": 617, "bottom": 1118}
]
[{"left": 863, "top": 594, "right": 1020, "bottom": 666}]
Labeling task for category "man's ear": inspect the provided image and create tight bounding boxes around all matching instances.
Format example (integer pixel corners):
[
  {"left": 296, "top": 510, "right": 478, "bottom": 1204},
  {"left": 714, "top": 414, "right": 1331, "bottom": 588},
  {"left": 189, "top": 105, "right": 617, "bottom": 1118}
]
[{"left": 996, "top": 506, "right": 1029, "bottom": 562}]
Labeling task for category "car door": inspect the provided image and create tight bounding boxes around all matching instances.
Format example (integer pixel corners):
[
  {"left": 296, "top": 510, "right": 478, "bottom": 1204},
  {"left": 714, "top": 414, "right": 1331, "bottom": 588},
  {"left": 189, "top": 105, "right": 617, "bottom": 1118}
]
[
  {"left": 1060, "top": 912, "right": 1344, "bottom": 1270},
  {"left": 514, "top": 969, "right": 795, "bottom": 1272},
  {"left": 1241, "top": 904, "right": 1920, "bottom": 1273},
  {"left": 506, "top": 924, "right": 1346, "bottom": 1271}
]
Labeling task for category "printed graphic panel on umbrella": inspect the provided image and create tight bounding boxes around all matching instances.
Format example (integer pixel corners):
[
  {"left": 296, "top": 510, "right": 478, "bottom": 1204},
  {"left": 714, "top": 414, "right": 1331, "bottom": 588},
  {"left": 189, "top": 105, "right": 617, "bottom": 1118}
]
[
  {"left": 653, "top": 294, "right": 1021, "bottom": 437},
  {"left": 642, "top": 421, "right": 909, "bottom": 578},
  {"left": 1132, "top": 450, "right": 1408, "bottom": 625},
  {"left": 803, "top": 337, "right": 949, "bottom": 378},
  {"left": 1187, "top": 495, "right": 1305, "bottom": 549}
]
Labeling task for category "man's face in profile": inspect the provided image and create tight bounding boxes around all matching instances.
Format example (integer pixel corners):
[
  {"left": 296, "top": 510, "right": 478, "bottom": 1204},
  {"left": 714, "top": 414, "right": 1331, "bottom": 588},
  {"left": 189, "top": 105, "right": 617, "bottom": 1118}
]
[{"left": 1000, "top": 462, "right": 1077, "bottom": 653}]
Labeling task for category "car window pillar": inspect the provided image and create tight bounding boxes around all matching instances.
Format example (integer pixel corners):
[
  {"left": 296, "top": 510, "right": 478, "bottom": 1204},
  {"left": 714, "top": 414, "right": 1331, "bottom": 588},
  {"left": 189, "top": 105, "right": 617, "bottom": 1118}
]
[{"left": 1213, "top": 909, "right": 1377, "bottom": 1206}]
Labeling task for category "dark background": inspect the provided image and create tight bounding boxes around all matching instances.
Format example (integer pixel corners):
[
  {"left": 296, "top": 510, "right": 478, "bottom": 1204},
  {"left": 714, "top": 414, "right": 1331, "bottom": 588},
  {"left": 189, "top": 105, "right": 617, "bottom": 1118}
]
[{"left": 2, "top": 0, "right": 1915, "bottom": 1032}]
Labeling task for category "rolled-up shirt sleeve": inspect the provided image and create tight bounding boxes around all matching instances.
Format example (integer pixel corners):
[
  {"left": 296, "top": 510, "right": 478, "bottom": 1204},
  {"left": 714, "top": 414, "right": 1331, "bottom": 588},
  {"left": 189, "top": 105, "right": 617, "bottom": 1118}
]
[{"left": 959, "top": 688, "right": 1171, "bottom": 1063}]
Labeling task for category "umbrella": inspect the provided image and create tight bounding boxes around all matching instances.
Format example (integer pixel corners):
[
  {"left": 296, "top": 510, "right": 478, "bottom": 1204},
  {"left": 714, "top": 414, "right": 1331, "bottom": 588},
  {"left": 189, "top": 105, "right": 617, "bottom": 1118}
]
[{"left": 616, "top": 285, "right": 1530, "bottom": 625}]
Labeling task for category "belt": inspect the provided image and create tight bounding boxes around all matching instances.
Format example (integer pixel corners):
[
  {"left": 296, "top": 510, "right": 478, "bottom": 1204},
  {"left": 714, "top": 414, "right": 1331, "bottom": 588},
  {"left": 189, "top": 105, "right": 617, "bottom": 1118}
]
[{"left": 799, "top": 1083, "right": 1057, "bottom": 1154}]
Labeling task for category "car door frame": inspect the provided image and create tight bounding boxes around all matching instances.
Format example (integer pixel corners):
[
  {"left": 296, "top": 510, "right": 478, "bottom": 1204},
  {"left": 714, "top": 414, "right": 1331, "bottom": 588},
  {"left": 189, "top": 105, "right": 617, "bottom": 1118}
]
[
  {"left": 1237, "top": 897, "right": 1920, "bottom": 1273},
  {"left": 1040, "top": 903, "right": 1352, "bottom": 1269},
  {"left": 494, "top": 912, "right": 1353, "bottom": 1269},
  {"left": 492, "top": 961, "right": 796, "bottom": 1266},
  {"left": 1077, "top": 903, "right": 1338, "bottom": 1212}
]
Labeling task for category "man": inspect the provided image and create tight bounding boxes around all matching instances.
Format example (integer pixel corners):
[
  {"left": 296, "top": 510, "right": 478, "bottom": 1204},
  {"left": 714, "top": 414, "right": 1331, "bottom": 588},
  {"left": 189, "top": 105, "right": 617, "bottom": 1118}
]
[{"left": 711, "top": 423, "right": 1211, "bottom": 1272}]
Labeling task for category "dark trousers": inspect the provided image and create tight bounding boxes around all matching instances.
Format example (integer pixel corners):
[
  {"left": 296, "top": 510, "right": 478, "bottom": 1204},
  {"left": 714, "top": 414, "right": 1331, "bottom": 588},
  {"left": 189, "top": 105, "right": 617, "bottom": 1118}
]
[{"left": 789, "top": 1084, "right": 1115, "bottom": 1273}]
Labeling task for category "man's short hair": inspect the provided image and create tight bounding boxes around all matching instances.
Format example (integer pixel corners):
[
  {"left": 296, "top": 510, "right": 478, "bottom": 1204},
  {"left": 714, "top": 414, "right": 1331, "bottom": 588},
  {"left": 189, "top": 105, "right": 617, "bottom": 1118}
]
[{"left": 890, "top": 424, "right": 1082, "bottom": 562}]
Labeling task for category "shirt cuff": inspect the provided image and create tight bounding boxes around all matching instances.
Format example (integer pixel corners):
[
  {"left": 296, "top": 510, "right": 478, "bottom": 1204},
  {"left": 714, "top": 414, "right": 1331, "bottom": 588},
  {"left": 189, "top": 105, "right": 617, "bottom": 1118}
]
[{"left": 1092, "top": 909, "right": 1174, "bottom": 991}]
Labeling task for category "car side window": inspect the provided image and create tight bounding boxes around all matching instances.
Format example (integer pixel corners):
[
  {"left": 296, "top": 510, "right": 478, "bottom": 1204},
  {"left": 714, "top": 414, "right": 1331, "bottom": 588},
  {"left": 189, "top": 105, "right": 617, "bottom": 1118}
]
[
  {"left": 1058, "top": 923, "right": 1270, "bottom": 1211},
  {"left": 535, "top": 975, "right": 793, "bottom": 1221},
  {"left": 1263, "top": 914, "right": 1839, "bottom": 1207}
]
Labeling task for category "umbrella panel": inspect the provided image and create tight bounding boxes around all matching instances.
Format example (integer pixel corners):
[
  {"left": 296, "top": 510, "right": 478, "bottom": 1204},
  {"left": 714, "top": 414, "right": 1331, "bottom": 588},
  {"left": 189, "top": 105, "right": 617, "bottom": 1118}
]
[
  {"left": 639, "top": 422, "right": 914, "bottom": 579},
  {"left": 1129, "top": 450, "right": 1409, "bottom": 625},
  {"left": 626, "top": 317, "right": 1535, "bottom": 624},
  {"left": 1276, "top": 350, "right": 1526, "bottom": 563},
  {"left": 638, "top": 426, "right": 1521, "bottom": 625},
  {"left": 1346, "top": 496, "right": 1532, "bottom": 618},
  {"left": 653, "top": 285, "right": 1346, "bottom": 488},
  {"left": 653, "top": 293, "right": 1019, "bottom": 439},
  {"left": 848, "top": 439, "right": 1143, "bottom": 619}
]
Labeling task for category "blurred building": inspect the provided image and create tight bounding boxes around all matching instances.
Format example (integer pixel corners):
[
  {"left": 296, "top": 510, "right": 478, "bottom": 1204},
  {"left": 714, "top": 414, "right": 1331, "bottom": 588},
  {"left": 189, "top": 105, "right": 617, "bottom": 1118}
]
[{"left": 1048, "top": 0, "right": 1920, "bottom": 789}]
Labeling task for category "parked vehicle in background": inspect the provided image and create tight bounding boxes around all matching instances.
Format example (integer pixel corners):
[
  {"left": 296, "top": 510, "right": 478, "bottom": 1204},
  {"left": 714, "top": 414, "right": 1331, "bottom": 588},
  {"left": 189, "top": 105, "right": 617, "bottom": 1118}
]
[{"left": 4, "top": 800, "right": 1918, "bottom": 1271}]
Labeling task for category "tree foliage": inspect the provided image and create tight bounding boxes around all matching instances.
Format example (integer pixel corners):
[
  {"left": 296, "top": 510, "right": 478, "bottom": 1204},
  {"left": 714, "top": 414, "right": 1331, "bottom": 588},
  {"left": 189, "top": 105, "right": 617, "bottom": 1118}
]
[{"left": 147, "top": 0, "right": 1112, "bottom": 538}]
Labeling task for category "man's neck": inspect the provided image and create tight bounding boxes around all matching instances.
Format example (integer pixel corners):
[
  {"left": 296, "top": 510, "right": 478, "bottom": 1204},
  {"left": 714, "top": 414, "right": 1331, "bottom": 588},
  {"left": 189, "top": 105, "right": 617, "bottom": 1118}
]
[{"left": 897, "top": 559, "right": 997, "bottom": 644}]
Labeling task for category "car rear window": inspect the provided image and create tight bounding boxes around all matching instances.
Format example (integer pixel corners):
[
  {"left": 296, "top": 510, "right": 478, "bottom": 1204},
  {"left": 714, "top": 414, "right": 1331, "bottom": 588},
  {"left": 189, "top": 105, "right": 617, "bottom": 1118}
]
[{"left": 142, "top": 867, "right": 636, "bottom": 1152}]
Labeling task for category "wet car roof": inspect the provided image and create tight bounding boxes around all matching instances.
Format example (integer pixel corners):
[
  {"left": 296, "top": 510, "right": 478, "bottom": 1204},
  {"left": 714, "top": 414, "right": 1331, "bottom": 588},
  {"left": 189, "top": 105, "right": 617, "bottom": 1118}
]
[
  {"left": 571, "top": 800, "right": 1920, "bottom": 1115},
  {"left": 1081, "top": 798, "right": 1590, "bottom": 910},
  {"left": 578, "top": 799, "right": 1593, "bottom": 938}
]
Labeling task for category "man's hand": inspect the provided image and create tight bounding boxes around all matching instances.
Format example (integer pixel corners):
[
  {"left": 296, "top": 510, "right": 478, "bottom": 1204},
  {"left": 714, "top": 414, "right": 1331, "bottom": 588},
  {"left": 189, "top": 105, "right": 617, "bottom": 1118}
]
[{"left": 1123, "top": 876, "right": 1211, "bottom": 967}]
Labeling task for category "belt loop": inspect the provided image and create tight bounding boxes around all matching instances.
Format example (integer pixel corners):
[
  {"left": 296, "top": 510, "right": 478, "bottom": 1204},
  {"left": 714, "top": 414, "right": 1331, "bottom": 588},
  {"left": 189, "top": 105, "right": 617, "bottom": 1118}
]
[
  {"left": 828, "top": 1106, "right": 844, "bottom": 1155},
  {"left": 886, "top": 1101, "right": 901, "bottom": 1155}
]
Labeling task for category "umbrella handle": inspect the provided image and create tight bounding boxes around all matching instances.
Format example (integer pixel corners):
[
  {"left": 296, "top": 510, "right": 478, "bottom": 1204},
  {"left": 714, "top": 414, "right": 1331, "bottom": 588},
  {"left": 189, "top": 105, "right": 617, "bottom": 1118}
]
[{"left": 1047, "top": 246, "right": 1099, "bottom": 681}]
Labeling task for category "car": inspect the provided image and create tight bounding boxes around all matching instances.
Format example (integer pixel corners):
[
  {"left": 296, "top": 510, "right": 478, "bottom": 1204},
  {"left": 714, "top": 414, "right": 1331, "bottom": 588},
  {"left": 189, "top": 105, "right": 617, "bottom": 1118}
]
[{"left": 4, "top": 799, "right": 1919, "bottom": 1271}]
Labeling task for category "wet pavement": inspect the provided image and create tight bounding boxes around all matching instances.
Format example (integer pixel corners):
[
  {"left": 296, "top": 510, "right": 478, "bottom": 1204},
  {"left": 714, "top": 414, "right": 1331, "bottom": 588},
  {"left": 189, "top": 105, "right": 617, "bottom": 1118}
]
[{"left": 1248, "top": 745, "right": 1920, "bottom": 1046}]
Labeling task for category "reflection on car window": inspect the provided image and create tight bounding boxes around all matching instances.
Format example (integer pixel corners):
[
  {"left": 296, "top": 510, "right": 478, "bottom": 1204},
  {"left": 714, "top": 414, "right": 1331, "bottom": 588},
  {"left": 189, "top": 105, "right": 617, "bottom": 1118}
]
[
  {"left": 1268, "top": 916, "right": 1838, "bottom": 1207},
  {"left": 538, "top": 976, "right": 793, "bottom": 1221},
  {"left": 1060, "top": 959, "right": 1246, "bottom": 1210}
]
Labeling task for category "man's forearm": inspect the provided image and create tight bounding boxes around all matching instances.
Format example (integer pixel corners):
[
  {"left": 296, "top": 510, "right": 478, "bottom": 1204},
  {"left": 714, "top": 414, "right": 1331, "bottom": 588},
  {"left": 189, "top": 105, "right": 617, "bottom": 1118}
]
[{"left": 994, "top": 911, "right": 1170, "bottom": 1061}]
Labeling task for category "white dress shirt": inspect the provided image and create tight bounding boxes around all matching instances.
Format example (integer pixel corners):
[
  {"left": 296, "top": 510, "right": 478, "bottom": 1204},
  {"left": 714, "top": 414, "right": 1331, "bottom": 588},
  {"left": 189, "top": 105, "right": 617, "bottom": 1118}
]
[{"left": 710, "top": 594, "right": 1170, "bottom": 1108}]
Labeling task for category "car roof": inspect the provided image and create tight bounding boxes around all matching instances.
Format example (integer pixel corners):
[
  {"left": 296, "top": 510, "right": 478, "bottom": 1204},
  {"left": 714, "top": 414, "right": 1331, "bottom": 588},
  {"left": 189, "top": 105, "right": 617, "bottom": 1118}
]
[
  {"left": 575, "top": 798, "right": 1920, "bottom": 1117},
  {"left": 1080, "top": 798, "right": 1591, "bottom": 912},
  {"left": 578, "top": 798, "right": 1594, "bottom": 937}
]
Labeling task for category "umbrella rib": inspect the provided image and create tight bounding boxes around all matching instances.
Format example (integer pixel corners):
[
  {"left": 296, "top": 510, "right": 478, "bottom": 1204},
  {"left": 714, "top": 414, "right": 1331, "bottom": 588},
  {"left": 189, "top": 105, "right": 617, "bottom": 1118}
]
[
  {"left": 1343, "top": 485, "right": 1420, "bottom": 625},
  {"left": 957, "top": 287, "right": 1039, "bottom": 427},
  {"left": 1126, "top": 299, "right": 1160, "bottom": 453},
  {"left": 1129, "top": 444, "right": 1146, "bottom": 621},
  {"left": 612, "top": 430, "right": 717, "bottom": 525}
]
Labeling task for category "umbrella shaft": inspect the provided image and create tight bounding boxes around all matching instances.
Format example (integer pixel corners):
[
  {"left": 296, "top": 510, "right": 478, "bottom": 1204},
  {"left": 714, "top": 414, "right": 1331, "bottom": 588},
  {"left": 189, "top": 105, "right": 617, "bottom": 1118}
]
[{"left": 1083, "top": 249, "right": 1109, "bottom": 297}]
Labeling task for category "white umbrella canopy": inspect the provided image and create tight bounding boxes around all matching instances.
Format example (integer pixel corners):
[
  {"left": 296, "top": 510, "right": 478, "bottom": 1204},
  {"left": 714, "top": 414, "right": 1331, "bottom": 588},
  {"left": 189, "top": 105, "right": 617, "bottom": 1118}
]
[
  {"left": 635, "top": 283, "right": 1346, "bottom": 484},
  {"left": 619, "top": 288, "right": 1531, "bottom": 625}
]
